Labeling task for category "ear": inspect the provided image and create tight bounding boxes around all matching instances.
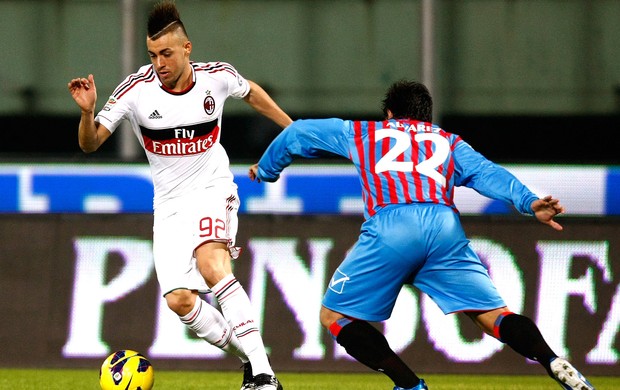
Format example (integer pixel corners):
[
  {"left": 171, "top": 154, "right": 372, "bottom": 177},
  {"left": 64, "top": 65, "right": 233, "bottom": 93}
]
[
  {"left": 184, "top": 40, "right": 192, "bottom": 56},
  {"left": 386, "top": 109, "right": 393, "bottom": 120}
]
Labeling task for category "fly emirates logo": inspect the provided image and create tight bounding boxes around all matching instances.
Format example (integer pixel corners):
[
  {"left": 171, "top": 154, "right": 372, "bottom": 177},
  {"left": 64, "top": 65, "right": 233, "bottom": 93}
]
[{"left": 141, "top": 121, "right": 219, "bottom": 156}]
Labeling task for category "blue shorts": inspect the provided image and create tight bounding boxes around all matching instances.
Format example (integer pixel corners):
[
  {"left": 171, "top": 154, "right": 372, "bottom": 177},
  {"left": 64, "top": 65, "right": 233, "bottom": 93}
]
[{"left": 322, "top": 203, "right": 506, "bottom": 321}]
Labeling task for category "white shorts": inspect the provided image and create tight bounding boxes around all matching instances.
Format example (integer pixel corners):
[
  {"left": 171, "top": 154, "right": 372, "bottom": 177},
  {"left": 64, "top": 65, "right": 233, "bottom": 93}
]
[{"left": 152, "top": 185, "right": 240, "bottom": 296}]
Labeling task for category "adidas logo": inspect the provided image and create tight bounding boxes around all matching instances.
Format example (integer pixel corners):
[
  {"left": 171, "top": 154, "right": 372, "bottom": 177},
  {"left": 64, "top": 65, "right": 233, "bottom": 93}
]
[{"left": 148, "top": 110, "right": 162, "bottom": 119}]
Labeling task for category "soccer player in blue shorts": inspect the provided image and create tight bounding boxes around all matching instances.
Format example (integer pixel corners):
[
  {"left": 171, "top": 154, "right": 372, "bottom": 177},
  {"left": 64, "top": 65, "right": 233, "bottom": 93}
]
[{"left": 248, "top": 80, "right": 595, "bottom": 390}]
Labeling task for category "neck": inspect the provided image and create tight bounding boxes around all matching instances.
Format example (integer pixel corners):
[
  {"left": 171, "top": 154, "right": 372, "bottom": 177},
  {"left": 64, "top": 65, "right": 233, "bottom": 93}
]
[{"left": 164, "top": 63, "right": 192, "bottom": 92}]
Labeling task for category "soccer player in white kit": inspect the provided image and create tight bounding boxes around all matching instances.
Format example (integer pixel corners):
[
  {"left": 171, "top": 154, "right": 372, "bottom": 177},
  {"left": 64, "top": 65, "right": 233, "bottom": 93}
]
[{"left": 67, "top": 2, "right": 291, "bottom": 389}]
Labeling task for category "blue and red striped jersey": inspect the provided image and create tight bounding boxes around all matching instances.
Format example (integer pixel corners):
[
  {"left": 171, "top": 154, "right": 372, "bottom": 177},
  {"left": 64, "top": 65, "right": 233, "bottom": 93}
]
[{"left": 256, "top": 118, "right": 538, "bottom": 219}]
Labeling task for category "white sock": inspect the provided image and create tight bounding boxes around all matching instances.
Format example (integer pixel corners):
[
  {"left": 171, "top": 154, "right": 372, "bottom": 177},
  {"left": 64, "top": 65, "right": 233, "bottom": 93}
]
[
  {"left": 179, "top": 296, "right": 248, "bottom": 362},
  {"left": 213, "top": 273, "right": 274, "bottom": 376}
]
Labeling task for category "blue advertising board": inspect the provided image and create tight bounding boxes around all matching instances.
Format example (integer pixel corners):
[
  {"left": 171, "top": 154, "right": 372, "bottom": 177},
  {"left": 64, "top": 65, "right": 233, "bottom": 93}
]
[{"left": 0, "top": 163, "right": 618, "bottom": 216}]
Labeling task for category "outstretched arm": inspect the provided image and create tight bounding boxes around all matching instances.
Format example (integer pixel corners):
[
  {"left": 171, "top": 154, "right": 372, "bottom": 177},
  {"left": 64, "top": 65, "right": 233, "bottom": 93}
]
[
  {"left": 531, "top": 195, "right": 565, "bottom": 231},
  {"left": 248, "top": 118, "right": 350, "bottom": 183},
  {"left": 67, "top": 74, "right": 112, "bottom": 153},
  {"left": 243, "top": 80, "right": 292, "bottom": 129}
]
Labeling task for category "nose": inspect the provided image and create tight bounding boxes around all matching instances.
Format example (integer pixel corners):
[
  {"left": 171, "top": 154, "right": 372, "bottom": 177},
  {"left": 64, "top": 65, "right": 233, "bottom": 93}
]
[{"left": 155, "top": 55, "right": 165, "bottom": 69}]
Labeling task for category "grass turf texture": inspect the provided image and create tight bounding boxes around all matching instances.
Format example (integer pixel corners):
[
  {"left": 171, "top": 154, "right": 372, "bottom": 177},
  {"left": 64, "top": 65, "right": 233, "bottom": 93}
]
[{"left": 0, "top": 369, "right": 617, "bottom": 389}]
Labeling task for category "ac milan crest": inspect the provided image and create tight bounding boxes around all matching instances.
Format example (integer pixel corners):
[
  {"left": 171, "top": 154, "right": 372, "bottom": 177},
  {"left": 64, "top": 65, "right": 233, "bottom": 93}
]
[{"left": 204, "top": 96, "right": 215, "bottom": 115}]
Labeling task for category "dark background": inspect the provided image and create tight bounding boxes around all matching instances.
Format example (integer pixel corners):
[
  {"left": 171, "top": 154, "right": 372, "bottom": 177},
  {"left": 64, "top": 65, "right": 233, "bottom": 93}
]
[{"left": 2, "top": 114, "right": 619, "bottom": 164}]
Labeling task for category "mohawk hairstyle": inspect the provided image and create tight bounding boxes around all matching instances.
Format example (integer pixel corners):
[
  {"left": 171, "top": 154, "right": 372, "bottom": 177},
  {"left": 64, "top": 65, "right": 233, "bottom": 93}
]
[{"left": 147, "top": 0, "right": 188, "bottom": 40}]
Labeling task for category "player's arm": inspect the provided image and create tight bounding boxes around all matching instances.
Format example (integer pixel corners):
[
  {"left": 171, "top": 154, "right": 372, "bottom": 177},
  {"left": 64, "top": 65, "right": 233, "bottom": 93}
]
[
  {"left": 77, "top": 111, "right": 112, "bottom": 153},
  {"left": 249, "top": 118, "right": 349, "bottom": 183},
  {"left": 453, "top": 140, "right": 540, "bottom": 215},
  {"left": 243, "top": 80, "right": 293, "bottom": 129},
  {"left": 455, "top": 146, "right": 565, "bottom": 230},
  {"left": 68, "top": 74, "right": 112, "bottom": 153}
]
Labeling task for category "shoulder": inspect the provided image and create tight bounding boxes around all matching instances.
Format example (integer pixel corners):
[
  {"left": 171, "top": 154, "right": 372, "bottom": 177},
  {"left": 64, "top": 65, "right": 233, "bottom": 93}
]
[
  {"left": 125, "top": 64, "right": 157, "bottom": 81},
  {"left": 111, "top": 64, "right": 157, "bottom": 99},
  {"left": 428, "top": 124, "right": 463, "bottom": 146},
  {"left": 192, "top": 61, "right": 239, "bottom": 77}
]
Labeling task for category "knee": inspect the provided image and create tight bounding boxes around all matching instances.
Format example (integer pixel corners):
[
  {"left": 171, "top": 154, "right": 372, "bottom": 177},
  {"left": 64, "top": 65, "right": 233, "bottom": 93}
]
[
  {"left": 165, "top": 289, "right": 195, "bottom": 316},
  {"left": 466, "top": 307, "right": 512, "bottom": 338}
]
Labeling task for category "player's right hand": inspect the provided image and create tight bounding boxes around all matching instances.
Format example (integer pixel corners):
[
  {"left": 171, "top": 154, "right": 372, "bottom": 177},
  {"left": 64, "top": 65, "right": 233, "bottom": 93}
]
[
  {"left": 68, "top": 74, "right": 97, "bottom": 113},
  {"left": 248, "top": 164, "right": 261, "bottom": 182}
]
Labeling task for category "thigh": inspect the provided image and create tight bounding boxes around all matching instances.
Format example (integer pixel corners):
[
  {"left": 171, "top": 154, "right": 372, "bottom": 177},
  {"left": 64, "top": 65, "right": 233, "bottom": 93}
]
[
  {"left": 152, "top": 186, "right": 240, "bottom": 295},
  {"left": 413, "top": 210, "right": 505, "bottom": 314},
  {"left": 415, "top": 262, "right": 506, "bottom": 314},
  {"left": 153, "top": 207, "right": 210, "bottom": 295},
  {"left": 322, "top": 207, "right": 426, "bottom": 322}
]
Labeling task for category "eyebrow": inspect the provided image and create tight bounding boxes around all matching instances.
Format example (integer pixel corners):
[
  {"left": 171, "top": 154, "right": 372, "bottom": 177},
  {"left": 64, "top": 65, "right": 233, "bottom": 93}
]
[{"left": 148, "top": 47, "right": 173, "bottom": 55}]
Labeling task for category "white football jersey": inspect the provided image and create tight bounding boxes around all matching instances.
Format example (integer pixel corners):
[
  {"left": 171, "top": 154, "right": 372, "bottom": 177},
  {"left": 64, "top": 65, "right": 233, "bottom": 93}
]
[{"left": 95, "top": 61, "right": 250, "bottom": 208}]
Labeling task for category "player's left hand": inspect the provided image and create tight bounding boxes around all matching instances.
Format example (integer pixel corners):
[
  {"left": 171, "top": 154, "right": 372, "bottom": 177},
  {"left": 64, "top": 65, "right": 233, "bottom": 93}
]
[
  {"left": 531, "top": 195, "right": 565, "bottom": 231},
  {"left": 248, "top": 164, "right": 261, "bottom": 182}
]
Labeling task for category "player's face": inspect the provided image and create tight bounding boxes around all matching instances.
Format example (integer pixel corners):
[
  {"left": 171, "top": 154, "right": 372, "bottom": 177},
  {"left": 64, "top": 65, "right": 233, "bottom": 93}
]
[{"left": 147, "top": 31, "right": 192, "bottom": 91}]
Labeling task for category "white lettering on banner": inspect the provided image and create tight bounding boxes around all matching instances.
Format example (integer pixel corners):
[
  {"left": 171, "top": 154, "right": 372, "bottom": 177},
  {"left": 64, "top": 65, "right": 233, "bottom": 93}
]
[
  {"left": 535, "top": 241, "right": 614, "bottom": 361},
  {"left": 587, "top": 283, "right": 620, "bottom": 364},
  {"left": 149, "top": 291, "right": 225, "bottom": 358},
  {"left": 18, "top": 168, "right": 49, "bottom": 212},
  {"left": 62, "top": 237, "right": 155, "bottom": 357},
  {"left": 425, "top": 238, "right": 525, "bottom": 362},
  {"left": 384, "top": 287, "right": 420, "bottom": 353},
  {"left": 247, "top": 238, "right": 331, "bottom": 359},
  {"left": 83, "top": 195, "right": 122, "bottom": 213},
  {"left": 338, "top": 197, "right": 364, "bottom": 214},
  {"left": 59, "top": 235, "right": 618, "bottom": 364}
]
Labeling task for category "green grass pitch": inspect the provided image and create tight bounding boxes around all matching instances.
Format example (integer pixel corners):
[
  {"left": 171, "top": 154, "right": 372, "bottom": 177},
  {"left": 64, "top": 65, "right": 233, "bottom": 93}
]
[{"left": 0, "top": 369, "right": 618, "bottom": 390}]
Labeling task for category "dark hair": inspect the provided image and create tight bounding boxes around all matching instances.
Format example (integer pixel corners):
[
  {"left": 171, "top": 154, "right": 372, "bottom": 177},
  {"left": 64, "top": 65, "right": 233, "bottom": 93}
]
[
  {"left": 381, "top": 80, "right": 433, "bottom": 122},
  {"left": 147, "top": 0, "right": 188, "bottom": 40}
]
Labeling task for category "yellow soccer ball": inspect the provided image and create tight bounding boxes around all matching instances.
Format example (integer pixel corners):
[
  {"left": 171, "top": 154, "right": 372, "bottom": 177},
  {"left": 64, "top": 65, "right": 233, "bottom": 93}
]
[{"left": 99, "top": 350, "right": 154, "bottom": 390}]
